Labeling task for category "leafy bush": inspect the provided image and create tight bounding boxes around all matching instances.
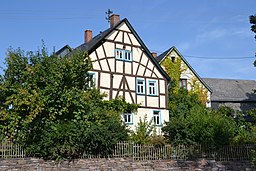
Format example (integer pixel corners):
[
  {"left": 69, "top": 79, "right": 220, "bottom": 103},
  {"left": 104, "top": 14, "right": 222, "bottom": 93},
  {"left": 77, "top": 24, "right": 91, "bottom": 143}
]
[
  {"left": 130, "top": 115, "right": 155, "bottom": 145},
  {"left": 0, "top": 46, "right": 136, "bottom": 160},
  {"left": 162, "top": 87, "right": 237, "bottom": 146}
]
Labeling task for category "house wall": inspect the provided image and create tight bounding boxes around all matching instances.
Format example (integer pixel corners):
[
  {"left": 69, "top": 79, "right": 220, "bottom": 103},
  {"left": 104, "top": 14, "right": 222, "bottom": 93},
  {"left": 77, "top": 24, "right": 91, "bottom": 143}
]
[
  {"left": 129, "top": 108, "right": 169, "bottom": 134},
  {"left": 88, "top": 22, "right": 169, "bottom": 133},
  {"left": 168, "top": 50, "right": 211, "bottom": 107},
  {"left": 212, "top": 101, "right": 256, "bottom": 111}
]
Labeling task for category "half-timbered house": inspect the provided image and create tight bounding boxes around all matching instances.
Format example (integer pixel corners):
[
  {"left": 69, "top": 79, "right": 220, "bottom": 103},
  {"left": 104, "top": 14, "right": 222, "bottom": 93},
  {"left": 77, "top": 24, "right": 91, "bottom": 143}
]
[{"left": 57, "top": 14, "right": 170, "bottom": 134}]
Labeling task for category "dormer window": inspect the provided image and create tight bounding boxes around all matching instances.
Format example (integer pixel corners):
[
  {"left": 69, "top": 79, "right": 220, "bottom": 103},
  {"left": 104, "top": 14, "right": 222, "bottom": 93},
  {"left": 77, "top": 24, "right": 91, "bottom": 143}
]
[{"left": 115, "top": 49, "right": 132, "bottom": 62}]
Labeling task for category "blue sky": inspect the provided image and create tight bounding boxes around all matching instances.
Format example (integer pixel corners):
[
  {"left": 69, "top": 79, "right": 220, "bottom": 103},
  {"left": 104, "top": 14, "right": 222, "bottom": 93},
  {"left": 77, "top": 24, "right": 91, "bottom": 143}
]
[{"left": 0, "top": 0, "right": 255, "bottom": 80}]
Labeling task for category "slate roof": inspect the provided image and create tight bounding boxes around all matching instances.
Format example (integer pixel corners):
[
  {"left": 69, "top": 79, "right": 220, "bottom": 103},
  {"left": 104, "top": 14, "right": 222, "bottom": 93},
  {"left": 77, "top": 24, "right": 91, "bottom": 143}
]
[
  {"left": 55, "top": 44, "right": 72, "bottom": 57},
  {"left": 75, "top": 27, "right": 111, "bottom": 54},
  {"left": 155, "top": 48, "right": 171, "bottom": 63},
  {"left": 60, "top": 18, "right": 170, "bottom": 81},
  {"left": 203, "top": 78, "right": 256, "bottom": 102},
  {"left": 156, "top": 46, "right": 212, "bottom": 93}
]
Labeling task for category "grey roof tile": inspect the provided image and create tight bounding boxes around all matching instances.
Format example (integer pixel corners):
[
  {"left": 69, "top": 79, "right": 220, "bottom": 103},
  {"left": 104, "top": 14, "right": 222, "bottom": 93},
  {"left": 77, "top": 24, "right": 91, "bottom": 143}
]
[{"left": 203, "top": 78, "right": 256, "bottom": 102}]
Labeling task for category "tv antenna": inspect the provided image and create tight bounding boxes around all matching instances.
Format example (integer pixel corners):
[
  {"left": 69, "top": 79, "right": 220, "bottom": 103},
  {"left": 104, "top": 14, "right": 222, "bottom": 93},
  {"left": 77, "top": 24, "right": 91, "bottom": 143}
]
[{"left": 105, "top": 9, "right": 113, "bottom": 23}]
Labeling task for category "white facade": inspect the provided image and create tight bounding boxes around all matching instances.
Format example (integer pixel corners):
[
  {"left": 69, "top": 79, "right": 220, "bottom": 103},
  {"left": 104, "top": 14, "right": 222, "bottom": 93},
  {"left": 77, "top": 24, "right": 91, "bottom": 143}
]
[
  {"left": 159, "top": 47, "right": 211, "bottom": 107},
  {"left": 87, "top": 20, "right": 170, "bottom": 134}
]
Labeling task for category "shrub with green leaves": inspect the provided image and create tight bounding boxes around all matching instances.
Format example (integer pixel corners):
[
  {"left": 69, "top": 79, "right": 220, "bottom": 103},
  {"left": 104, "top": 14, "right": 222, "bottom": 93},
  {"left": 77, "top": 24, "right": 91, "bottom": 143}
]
[
  {"left": 130, "top": 115, "right": 155, "bottom": 145},
  {"left": 0, "top": 46, "right": 136, "bottom": 159},
  {"left": 162, "top": 87, "right": 237, "bottom": 146}
]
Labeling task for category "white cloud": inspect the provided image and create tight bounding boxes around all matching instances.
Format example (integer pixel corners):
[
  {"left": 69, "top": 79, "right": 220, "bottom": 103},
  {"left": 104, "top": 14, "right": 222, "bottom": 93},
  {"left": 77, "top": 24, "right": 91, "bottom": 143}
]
[
  {"left": 196, "top": 28, "right": 228, "bottom": 43},
  {"left": 177, "top": 42, "right": 191, "bottom": 51},
  {"left": 231, "top": 27, "right": 253, "bottom": 38}
]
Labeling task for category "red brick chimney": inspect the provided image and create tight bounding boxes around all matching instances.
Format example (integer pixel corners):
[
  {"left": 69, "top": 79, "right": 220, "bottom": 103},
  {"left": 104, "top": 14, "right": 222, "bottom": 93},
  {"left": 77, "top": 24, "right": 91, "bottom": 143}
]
[
  {"left": 151, "top": 52, "right": 157, "bottom": 58},
  {"left": 110, "top": 14, "right": 120, "bottom": 28},
  {"left": 84, "top": 30, "right": 92, "bottom": 43}
]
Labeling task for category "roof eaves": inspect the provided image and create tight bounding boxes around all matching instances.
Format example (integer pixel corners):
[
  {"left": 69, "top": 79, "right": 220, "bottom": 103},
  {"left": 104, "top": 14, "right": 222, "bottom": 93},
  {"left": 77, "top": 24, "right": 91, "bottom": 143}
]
[
  {"left": 55, "top": 44, "right": 72, "bottom": 56},
  {"left": 72, "top": 18, "right": 170, "bottom": 81},
  {"left": 123, "top": 19, "right": 170, "bottom": 81},
  {"left": 156, "top": 47, "right": 174, "bottom": 63},
  {"left": 85, "top": 19, "right": 125, "bottom": 54}
]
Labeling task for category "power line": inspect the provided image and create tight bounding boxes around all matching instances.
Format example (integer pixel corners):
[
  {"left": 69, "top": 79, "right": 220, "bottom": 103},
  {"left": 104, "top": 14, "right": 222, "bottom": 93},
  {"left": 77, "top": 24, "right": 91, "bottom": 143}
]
[
  {"left": 183, "top": 55, "right": 255, "bottom": 60},
  {"left": 151, "top": 49, "right": 255, "bottom": 60}
]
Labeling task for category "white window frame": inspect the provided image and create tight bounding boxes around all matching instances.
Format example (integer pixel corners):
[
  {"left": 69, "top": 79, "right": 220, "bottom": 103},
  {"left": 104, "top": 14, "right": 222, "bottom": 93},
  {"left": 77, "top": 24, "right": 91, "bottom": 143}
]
[
  {"left": 148, "top": 80, "right": 158, "bottom": 96},
  {"left": 123, "top": 112, "right": 133, "bottom": 125},
  {"left": 136, "top": 78, "right": 145, "bottom": 95},
  {"left": 87, "top": 71, "right": 97, "bottom": 88},
  {"left": 115, "top": 49, "right": 132, "bottom": 62},
  {"left": 153, "top": 110, "right": 161, "bottom": 126}
]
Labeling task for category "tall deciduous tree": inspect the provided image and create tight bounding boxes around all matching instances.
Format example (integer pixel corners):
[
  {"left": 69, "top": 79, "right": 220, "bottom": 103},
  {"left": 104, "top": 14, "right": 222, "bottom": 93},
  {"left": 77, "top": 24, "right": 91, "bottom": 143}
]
[
  {"left": 0, "top": 46, "right": 136, "bottom": 159},
  {"left": 249, "top": 14, "right": 256, "bottom": 66}
]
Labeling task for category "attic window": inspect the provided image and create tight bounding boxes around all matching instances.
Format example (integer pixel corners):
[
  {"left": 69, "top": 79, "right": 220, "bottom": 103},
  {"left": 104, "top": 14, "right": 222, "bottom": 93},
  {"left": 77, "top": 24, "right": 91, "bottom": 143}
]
[
  {"left": 171, "top": 56, "right": 175, "bottom": 63},
  {"left": 115, "top": 49, "right": 132, "bottom": 62}
]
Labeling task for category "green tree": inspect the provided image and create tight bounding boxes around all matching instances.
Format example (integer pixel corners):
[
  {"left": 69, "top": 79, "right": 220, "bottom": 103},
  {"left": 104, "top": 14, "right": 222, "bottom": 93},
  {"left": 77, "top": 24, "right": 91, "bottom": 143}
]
[
  {"left": 250, "top": 15, "right": 256, "bottom": 36},
  {"left": 0, "top": 46, "right": 136, "bottom": 159},
  {"left": 162, "top": 84, "right": 237, "bottom": 146},
  {"left": 130, "top": 115, "right": 155, "bottom": 145},
  {"left": 168, "top": 84, "right": 204, "bottom": 118},
  {"left": 249, "top": 14, "right": 256, "bottom": 66}
]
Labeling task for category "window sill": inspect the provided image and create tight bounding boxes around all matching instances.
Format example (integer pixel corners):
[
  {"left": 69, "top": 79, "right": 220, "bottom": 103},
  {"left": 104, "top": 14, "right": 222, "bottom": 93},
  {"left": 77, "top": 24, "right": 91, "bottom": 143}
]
[
  {"left": 115, "top": 58, "right": 132, "bottom": 62},
  {"left": 148, "top": 94, "right": 158, "bottom": 97},
  {"left": 125, "top": 122, "right": 133, "bottom": 125},
  {"left": 154, "top": 124, "right": 162, "bottom": 127}
]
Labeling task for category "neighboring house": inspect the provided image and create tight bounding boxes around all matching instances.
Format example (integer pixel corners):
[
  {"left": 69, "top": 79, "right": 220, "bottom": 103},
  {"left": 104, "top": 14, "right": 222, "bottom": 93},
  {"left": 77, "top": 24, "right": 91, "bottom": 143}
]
[
  {"left": 55, "top": 45, "right": 72, "bottom": 58},
  {"left": 155, "top": 46, "right": 212, "bottom": 107},
  {"left": 57, "top": 14, "right": 170, "bottom": 134},
  {"left": 203, "top": 78, "right": 256, "bottom": 111}
]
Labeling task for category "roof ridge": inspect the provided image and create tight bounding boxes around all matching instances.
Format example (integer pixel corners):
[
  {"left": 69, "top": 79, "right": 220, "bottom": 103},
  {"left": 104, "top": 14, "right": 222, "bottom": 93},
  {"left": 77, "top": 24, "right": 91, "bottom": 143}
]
[{"left": 203, "top": 78, "right": 256, "bottom": 81}]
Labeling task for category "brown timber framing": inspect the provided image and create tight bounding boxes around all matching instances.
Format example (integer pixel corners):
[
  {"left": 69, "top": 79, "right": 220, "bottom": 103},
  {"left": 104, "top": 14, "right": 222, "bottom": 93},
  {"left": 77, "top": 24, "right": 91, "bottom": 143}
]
[
  {"left": 143, "top": 58, "right": 150, "bottom": 77},
  {"left": 94, "top": 50, "right": 103, "bottom": 70},
  {"left": 106, "top": 40, "right": 141, "bottom": 49},
  {"left": 113, "top": 30, "right": 120, "bottom": 42},
  {"left": 84, "top": 18, "right": 170, "bottom": 83},
  {"left": 158, "top": 79, "right": 161, "bottom": 108},
  {"left": 135, "top": 51, "right": 144, "bottom": 75},
  {"left": 123, "top": 61, "right": 125, "bottom": 98},
  {"left": 124, "top": 77, "right": 135, "bottom": 104},
  {"left": 115, "top": 76, "right": 124, "bottom": 98},
  {"left": 92, "top": 69, "right": 166, "bottom": 81},
  {"left": 165, "top": 80, "right": 168, "bottom": 109},
  {"left": 127, "top": 33, "right": 133, "bottom": 46},
  {"left": 114, "top": 43, "right": 117, "bottom": 73},
  {"left": 110, "top": 73, "right": 113, "bottom": 100},
  {"left": 101, "top": 44, "right": 111, "bottom": 72},
  {"left": 151, "top": 66, "right": 156, "bottom": 77},
  {"left": 122, "top": 31, "right": 125, "bottom": 44},
  {"left": 97, "top": 86, "right": 166, "bottom": 96},
  {"left": 82, "top": 18, "right": 170, "bottom": 112}
]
